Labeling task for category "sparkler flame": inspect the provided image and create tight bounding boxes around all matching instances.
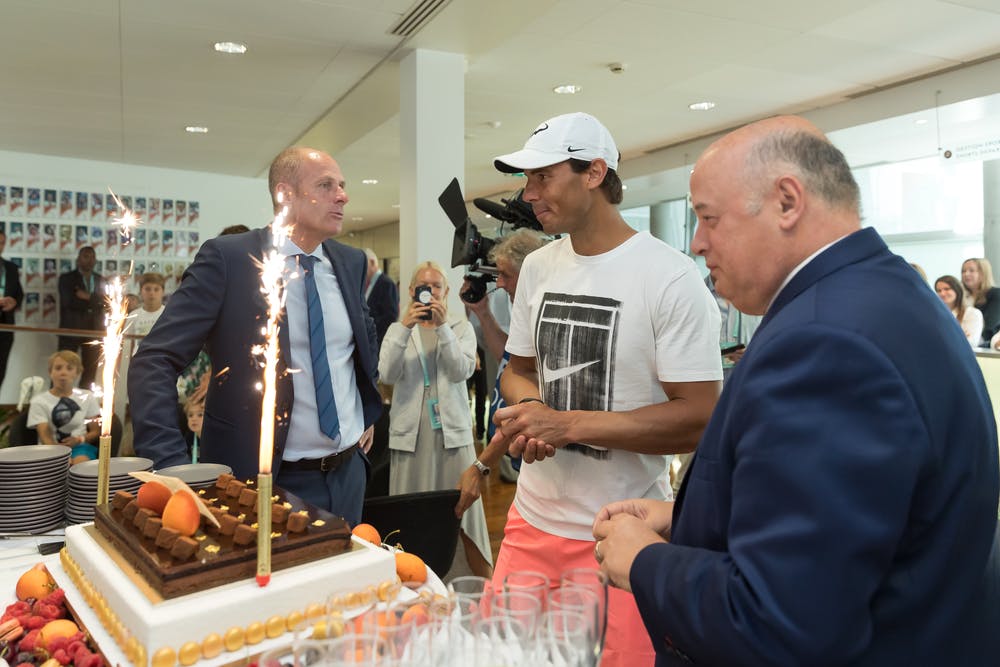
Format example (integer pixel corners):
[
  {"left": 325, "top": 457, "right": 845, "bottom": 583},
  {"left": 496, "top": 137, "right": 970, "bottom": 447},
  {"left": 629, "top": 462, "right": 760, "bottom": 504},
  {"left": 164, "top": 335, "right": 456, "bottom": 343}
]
[
  {"left": 257, "top": 202, "right": 291, "bottom": 474},
  {"left": 100, "top": 191, "right": 142, "bottom": 436}
]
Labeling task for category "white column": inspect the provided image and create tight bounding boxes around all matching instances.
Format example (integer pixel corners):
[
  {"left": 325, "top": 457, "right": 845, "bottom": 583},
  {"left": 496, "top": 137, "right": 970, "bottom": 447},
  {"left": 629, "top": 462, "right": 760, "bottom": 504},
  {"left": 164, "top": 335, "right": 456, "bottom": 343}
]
[
  {"left": 399, "top": 49, "right": 466, "bottom": 314},
  {"left": 983, "top": 159, "right": 1000, "bottom": 269}
]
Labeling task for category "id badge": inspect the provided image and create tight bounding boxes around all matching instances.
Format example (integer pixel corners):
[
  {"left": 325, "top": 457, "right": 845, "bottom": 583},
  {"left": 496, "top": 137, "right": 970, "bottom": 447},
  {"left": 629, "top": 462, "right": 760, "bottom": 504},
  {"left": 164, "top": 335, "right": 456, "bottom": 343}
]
[{"left": 427, "top": 397, "right": 442, "bottom": 430}]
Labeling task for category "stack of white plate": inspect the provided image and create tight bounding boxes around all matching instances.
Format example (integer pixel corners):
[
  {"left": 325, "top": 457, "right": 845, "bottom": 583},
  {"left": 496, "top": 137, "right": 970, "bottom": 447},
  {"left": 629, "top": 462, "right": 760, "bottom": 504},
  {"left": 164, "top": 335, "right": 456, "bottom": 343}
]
[
  {"left": 65, "top": 456, "right": 153, "bottom": 524},
  {"left": 0, "top": 445, "right": 70, "bottom": 534},
  {"left": 157, "top": 462, "right": 233, "bottom": 490}
]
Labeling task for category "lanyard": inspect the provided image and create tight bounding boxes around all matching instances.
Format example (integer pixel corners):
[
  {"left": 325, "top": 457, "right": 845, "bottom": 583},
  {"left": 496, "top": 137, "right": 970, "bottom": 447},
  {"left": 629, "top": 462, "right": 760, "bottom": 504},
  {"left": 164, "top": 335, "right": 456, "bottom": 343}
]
[
  {"left": 414, "top": 327, "right": 431, "bottom": 388},
  {"left": 0, "top": 261, "right": 5, "bottom": 294},
  {"left": 83, "top": 273, "right": 94, "bottom": 294}
]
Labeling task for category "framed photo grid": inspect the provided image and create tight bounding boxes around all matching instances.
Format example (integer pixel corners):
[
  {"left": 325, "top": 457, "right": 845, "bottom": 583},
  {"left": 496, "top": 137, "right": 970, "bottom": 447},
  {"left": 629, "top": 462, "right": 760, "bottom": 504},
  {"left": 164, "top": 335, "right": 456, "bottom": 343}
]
[{"left": 0, "top": 184, "right": 201, "bottom": 326}]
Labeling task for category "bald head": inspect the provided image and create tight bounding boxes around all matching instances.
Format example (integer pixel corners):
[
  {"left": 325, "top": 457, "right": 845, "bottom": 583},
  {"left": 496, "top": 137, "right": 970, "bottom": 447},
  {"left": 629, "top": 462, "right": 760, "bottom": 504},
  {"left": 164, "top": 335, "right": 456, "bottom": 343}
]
[
  {"left": 690, "top": 116, "right": 862, "bottom": 314},
  {"left": 268, "top": 146, "right": 332, "bottom": 212}
]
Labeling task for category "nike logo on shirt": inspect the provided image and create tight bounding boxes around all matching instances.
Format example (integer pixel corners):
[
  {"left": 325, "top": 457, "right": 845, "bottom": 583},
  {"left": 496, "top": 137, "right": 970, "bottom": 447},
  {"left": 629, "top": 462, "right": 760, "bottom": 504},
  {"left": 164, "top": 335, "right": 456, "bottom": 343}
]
[{"left": 541, "top": 357, "right": 600, "bottom": 384}]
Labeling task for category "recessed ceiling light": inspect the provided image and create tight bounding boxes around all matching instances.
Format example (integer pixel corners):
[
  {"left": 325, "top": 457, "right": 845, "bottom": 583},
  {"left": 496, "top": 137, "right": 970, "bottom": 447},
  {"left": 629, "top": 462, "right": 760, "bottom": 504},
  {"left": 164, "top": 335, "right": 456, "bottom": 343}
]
[
  {"left": 214, "top": 41, "right": 247, "bottom": 55},
  {"left": 553, "top": 84, "right": 581, "bottom": 95},
  {"left": 392, "top": 204, "right": 400, "bottom": 209},
  {"left": 361, "top": 179, "right": 379, "bottom": 185},
  {"left": 351, "top": 216, "right": 364, "bottom": 222},
  {"left": 688, "top": 101, "right": 715, "bottom": 111},
  {"left": 486, "top": 120, "right": 502, "bottom": 129},
  {"left": 914, "top": 118, "right": 929, "bottom": 125},
  {"left": 185, "top": 126, "right": 209, "bottom": 134}
]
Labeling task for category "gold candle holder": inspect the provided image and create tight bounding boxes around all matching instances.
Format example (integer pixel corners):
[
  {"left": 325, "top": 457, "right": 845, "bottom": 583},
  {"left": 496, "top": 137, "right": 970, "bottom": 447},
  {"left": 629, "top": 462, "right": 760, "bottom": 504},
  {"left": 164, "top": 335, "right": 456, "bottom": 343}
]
[
  {"left": 256, "top": 472, "right": 272, "bottom": 587},
  {"left": 96, "top": 433, "right": 113, "bottom": 506}
]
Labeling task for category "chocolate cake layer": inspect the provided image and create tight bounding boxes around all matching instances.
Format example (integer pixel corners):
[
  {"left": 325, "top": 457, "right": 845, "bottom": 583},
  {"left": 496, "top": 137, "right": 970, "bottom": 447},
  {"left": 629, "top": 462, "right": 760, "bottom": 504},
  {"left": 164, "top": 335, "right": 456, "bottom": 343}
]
[{"left": 93, "top": 479, "right": 351, "bottom": 599}]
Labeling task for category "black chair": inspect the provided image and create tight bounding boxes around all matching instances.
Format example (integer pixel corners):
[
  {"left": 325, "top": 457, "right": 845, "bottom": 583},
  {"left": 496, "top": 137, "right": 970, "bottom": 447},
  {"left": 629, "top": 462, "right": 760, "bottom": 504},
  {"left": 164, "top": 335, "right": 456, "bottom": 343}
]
[
  {"left": 362, "top": 489, "right": 461, "bottom": 576},
  {"left": 7, "top": 411, "right": 38, "bottom": 446}
]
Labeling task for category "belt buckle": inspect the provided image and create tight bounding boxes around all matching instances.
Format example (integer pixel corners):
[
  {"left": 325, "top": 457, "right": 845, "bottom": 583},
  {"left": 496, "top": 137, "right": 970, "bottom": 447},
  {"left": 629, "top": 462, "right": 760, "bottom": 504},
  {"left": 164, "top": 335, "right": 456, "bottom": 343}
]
[{"left": 320, "top": 454, "right": 333, "bottom": 472}]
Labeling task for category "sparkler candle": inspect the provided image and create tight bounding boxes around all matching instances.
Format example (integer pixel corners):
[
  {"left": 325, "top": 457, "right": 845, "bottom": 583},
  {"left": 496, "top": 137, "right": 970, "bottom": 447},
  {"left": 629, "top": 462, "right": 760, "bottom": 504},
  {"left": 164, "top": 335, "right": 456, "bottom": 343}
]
[
  {"left": 256, "top": 199, "right": 291, "bottom": 587},
  {"left": 96, "top": 191, "right": 140, "bottom": 506}
]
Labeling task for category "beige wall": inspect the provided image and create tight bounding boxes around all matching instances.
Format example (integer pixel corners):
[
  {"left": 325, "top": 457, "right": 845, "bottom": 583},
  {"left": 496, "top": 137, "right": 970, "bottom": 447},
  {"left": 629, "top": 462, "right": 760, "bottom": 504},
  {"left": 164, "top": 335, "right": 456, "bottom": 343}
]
[{"left": 340, "top": 221, "right": 400, "bottom": 284}]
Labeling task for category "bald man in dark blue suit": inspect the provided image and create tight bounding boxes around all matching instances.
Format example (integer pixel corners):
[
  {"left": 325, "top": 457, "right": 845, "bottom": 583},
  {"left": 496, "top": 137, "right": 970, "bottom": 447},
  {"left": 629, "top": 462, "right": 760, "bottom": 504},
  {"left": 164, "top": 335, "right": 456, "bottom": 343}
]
[
  {"left": 129, "top": 147, "right": 381, "bottom": 524},
  {"left": 593, "top": 117, "right": 1000, "bottom": 665}
]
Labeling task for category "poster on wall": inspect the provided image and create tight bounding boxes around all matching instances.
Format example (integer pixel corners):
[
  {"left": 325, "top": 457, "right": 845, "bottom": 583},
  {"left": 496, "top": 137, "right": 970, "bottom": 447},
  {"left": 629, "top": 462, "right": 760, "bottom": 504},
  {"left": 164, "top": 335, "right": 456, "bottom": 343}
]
[
  {"left": 189, "top": 201, "right": 199, "bottom": 224},
  {"left": 59, "top": 224, "right": 72, "bottom": 252},
  {"left": 90, "top": 193, "right": 103, "bottom": 219},
  {"left": 42, "top": 293, "right": 56, "bottom": 324},
  {"left": 8, "top": 222, "right": 23, "bottom": 251},
  {"left": 148, "top": 198, "right": 160, "bottom": 224},
  {"left": 175, "top": 201, "right": 186, "bottom": 224},
  {"left": 24, "top": 258, "right": 39, "bottom": 287},
  {"left": 75, "top": 225, "right": 88, "bottom": 250},
  {"left": 134, "top": 228, "right": 146, "bottom": 254},
  {"left": 134, "top": 197, "right": 146, "bottom": 221},
  {"left": 27, "top": 188, "right": 40, "bottom": 216},
  {"left": 58, "top": 259, "right": 72, "bottom": 276},
  {"left": 90, "top": 225, "right": 103, "bottom": 251},
  {"left": 24, "top": 293, "right": 38, "bottom": 324},
  {"left": 44, "top": 189, "right": 56, "bottom": 217},
  {"left": 75, "top": 192, "right": 87, "bottom": 219},
  {"left": 105, "top": 194, "right": 116, "bottom": 221},
  {"left": 26, "top": 223, "right": 39, "bottom": 250},
  {"left": 59, "top": 191, "right": 73, "bottom": 218},
  {"left": 162, "top": 229, "right": 173, "bottom": 256},
  {"left": 188, "top": 231, "right": 199, "bottom": 255},
  {"left": 162, "top": 199, "right": 173, "bottom": 224},
  {"left": 9, "top": 187, "right": 23, "bottom": 213},
  {"left": 43, "top": 258, "right": 56, "bottom": 287}
]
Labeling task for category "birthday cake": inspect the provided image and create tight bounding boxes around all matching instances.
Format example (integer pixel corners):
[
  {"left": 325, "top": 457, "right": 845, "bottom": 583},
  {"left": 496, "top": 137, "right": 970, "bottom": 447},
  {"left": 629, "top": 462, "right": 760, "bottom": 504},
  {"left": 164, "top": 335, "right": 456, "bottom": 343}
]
[{"left": 57, "top": 474, "right": 397, "bottom": 667}]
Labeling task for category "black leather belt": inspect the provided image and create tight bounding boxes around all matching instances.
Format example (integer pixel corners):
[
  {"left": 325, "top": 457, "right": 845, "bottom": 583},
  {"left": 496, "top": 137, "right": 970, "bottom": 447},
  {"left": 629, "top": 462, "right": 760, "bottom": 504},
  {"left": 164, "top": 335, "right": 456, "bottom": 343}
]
[{"left": 281, "top": 444, "right": 359, "bottom": 472}]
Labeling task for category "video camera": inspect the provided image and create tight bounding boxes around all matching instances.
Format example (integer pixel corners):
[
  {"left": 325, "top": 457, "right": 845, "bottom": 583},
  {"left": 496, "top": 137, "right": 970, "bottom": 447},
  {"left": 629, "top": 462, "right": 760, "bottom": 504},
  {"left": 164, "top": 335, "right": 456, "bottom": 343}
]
[{"left": 437, "top": 178, "right": 542, "bottom": 303}]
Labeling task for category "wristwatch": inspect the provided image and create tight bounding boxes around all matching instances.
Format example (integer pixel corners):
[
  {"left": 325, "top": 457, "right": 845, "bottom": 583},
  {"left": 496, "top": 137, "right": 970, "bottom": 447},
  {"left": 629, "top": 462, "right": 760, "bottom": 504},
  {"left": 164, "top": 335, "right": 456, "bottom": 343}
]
[{"left": 472, "top": 459, "right": 490, "bottom": 477}]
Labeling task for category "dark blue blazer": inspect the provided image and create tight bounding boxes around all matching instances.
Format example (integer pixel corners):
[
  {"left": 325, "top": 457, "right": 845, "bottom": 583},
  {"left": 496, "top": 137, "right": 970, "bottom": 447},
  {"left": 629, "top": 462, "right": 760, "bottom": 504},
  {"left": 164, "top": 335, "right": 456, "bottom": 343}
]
[
  {"left": 128, "top": 227, "right": 382, "bottom": 480},
  {"left": 366, "top": 271, "right": 399, "bottom": 348},
  {"left": 631, "top": 228, "right": 1000, "bottom": 666}
]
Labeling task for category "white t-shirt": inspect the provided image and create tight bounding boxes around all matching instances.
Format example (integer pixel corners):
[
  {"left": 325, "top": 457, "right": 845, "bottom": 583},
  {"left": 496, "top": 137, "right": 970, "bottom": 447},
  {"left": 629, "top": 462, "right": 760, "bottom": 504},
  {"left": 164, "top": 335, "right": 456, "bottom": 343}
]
[
  {"left": 27, "top": 388, "right": 100, "bottom": 441},
  {"left": 506, "top": 231, "right": 722, "bottom": 539},
  {"left": 131, "top": 305, "right": 165, "bottom": 337}
]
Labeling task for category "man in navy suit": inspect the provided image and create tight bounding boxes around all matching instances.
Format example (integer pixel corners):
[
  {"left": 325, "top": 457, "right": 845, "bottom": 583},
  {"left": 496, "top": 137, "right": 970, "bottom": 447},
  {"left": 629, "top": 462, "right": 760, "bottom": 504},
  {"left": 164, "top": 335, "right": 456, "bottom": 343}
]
[
  {"left": 363, "top": 247, "right": 398, "bottom": 348},
  {"left": 593, "top": 116, "right": 1000, "bottom": 665},
  {"left": 130, "top": 147, "right": 381, "bottom": 524}
]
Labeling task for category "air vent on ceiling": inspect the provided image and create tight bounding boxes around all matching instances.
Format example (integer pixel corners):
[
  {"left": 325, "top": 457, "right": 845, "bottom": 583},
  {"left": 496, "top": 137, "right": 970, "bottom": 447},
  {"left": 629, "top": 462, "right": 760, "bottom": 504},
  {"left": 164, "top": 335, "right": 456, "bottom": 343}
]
[{"left": 389, "top": 0, "right": 451, "bottom": 37}]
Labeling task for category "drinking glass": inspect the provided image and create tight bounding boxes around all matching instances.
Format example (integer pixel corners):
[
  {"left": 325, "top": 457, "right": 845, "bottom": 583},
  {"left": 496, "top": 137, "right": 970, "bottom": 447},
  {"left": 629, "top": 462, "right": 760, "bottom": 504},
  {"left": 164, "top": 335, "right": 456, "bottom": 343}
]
[
  {"left": 502, "top": 570, "right": 550, "bottom": 612},
  {"left": 548, "top": 587, "right": 602, "bottom": 663},
  {"left": 538, "top": 609, "right": 594, "bottom": 667},
  {"left": 473, "top": 615, "right": 531, "bottom": 667},
  {"left": 323, "top": 633, "right": 388, "bottom": 665},
  {"left": 559, "top": 567, "right": 608, "bottom": 659},
  {"left": 489, "top": 590, "right": 543, "bottom": 638},
  {"left": 449, "top": 575, "right": 492, "bottom": 621}
]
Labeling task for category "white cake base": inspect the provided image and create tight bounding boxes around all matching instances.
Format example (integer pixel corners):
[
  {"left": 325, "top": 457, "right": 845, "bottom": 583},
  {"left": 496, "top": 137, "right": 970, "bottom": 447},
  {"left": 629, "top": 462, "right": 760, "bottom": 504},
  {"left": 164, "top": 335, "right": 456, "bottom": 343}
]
[{"left": 58, "top": 523, "right": 397, "bottom": 667}]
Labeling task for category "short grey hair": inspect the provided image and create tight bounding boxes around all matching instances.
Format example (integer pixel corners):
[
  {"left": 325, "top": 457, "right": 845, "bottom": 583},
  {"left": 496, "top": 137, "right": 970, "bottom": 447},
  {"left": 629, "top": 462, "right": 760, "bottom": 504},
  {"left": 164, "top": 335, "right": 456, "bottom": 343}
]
[
  {"left": 363, "top": 247, "right": 377, "bottom": 263},
  {"left": 488, "top": 229, "right": 548, "bottom": 273},
  {"left": 744, "top": 130, "right": 860, "bottom": 216}
]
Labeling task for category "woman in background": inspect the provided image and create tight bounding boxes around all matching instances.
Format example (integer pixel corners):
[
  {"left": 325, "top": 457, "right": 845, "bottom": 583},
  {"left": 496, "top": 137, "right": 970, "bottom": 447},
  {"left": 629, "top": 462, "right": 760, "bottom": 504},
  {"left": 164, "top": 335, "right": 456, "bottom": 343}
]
[
  {"left": 936, "top": 274, "right": 983, "bottom": 347},
  {"left": 378, "top": 261, "right": 493, "bottom": 578},
  {"left": 960, "top": 258, "right": 1000, "bottom": 346}
]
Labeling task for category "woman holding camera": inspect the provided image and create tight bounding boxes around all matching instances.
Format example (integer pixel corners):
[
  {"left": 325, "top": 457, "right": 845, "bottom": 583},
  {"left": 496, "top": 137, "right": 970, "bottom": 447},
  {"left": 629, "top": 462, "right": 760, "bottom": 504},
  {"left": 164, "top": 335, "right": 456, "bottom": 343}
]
[{"left": 378, "top": 261, "right": 493, "bottom": 578}]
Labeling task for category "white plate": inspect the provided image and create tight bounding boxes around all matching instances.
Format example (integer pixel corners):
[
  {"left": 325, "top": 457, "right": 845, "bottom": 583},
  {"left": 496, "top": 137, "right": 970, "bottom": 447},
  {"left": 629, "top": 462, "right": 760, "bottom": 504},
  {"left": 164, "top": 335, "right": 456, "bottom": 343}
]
[
  {"left": 0, "top": 445, "right": 71, "bottom": 465},
  {"left": 69, "top": 457, "right": 153, "bottom": 478},
  {"left": 156, "top": 463, "right": 232, "bottom": 484}
]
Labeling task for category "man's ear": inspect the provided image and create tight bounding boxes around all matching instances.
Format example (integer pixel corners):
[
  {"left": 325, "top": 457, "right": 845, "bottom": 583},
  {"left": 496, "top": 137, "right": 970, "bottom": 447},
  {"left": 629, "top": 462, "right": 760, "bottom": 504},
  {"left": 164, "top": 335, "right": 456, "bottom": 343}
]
[
  {"left": 586, "top": 159, "right": 609, "bottom": 190},
  {"left": 775, "top": 175, "right": 805, "bottom": 230},
  {"left": 275, "top": 182, "right": 295, "bottom": 206}
]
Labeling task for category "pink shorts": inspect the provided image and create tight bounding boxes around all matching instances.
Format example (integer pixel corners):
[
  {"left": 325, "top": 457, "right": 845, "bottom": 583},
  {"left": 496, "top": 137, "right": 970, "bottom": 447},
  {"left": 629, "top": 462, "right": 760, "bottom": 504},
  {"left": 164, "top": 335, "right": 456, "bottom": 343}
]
[{"left": 492, "top": 504, "right": 655, "bottom": 667}]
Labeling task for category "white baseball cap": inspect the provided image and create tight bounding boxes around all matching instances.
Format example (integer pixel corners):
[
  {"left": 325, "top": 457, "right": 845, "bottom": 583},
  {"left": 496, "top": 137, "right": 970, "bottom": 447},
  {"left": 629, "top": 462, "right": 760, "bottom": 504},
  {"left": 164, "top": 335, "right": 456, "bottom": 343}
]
[{"left": 493, "top": 112, "right": 619, "bottom": 174}]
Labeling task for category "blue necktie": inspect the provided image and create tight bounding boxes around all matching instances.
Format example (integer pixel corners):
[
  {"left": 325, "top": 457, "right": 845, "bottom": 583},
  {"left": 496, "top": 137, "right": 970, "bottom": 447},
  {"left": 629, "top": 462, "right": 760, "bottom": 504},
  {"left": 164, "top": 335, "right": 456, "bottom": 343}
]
[{"left": 298, "top": 254, "right": 340, "bottom": 440}]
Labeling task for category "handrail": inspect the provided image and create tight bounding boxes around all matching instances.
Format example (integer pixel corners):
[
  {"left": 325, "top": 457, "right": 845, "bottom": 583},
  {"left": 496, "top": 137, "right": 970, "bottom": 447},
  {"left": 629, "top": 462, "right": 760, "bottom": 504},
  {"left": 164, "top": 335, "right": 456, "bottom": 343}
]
[{"left": 0, "top": 324, "right": 144, "bottom": 339}]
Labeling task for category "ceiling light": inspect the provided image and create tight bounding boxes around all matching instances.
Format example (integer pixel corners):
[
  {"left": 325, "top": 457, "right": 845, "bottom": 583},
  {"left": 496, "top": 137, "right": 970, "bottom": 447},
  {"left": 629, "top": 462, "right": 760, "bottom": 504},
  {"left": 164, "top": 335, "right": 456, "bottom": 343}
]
[
  {"left": 361, "top": 179, "right": 379, "bottom": 185},
  {"left": 185, "top": 126, "right": 209, "bottom": 134},
  {"left": 553, "top": 84, "right": 581, "bottom": 95},
  {"left": 214, "top": 41, "right": 247, "bottom": 54},
  {"left": 351, "top": 217, "right": 364, "bottom": 222},
  {"left": 392, "top": 204, "right": 400, "bottom": 209},
  {"left": 486, "top": 120, "right": 502, "bottom": 129},
  {"left": 688, "top": 101, "right": 715, "bottom": 111},
  {"left": 914, "top": 118, "right": 928, "bottom": 125}
]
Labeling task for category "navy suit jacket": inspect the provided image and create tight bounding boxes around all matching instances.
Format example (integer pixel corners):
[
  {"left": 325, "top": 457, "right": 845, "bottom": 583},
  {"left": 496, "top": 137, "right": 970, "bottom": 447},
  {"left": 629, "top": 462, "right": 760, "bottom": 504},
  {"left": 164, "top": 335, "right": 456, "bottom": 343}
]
[
  {"left": 631, "top": 228, "right": 1000, "bottom": 666},
  {"left": 128, "top": 227, "right": 382, "bottom": 480},
  {"left": 0, "top": 259, "right": 23, "bottom": 325},
  {"left": 366, "top": 271, "right": 399, "bottom": 348}
]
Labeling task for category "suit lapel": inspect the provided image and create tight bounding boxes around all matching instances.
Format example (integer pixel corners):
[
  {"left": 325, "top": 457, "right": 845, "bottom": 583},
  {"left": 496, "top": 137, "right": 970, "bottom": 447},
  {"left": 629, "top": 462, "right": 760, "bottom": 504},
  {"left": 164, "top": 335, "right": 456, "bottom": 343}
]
[{"left": 757, "top": 228, "right": 886, "bottom": 336}]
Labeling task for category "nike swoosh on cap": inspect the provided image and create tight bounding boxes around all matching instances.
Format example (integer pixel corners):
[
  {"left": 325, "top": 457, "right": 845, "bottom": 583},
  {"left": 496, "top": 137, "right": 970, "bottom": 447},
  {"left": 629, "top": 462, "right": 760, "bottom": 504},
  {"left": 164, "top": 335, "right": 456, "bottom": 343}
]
[
  {"left": 566, "top": 146, "right": 586, "bottom": 152},
  {"left": 541, "top": 357, "right": 601, "bottom": 384},
  {"left": 531, "top": 123, "right": 549, "bottom": 136}
]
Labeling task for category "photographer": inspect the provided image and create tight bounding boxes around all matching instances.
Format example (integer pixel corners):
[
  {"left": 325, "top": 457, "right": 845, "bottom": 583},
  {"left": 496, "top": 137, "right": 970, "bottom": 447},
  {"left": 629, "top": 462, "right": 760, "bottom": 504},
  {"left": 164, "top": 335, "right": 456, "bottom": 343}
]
[
  {"left": 461, "top": 229, "right": 547, "bottom": 484},
  {"left": 378, "top": 261, "right": 493, "bottom": 578}
]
